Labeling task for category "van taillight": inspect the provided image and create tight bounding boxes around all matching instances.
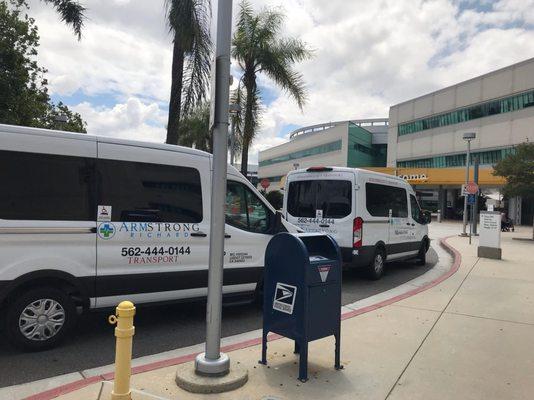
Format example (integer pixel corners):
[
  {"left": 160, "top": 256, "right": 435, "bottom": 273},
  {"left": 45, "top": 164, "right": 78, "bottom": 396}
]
[{"left": 353, "top": 217, "right": 363, "bottom": 248}]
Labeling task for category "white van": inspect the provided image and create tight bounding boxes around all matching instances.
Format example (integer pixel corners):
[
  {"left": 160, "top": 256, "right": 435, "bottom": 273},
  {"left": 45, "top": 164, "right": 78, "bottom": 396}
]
[
  {"left": 0, "top": 124, "right": 296, "bottom": 350},
  {"left": 283, "top": 167, "right": 430, "bottom": 280}
]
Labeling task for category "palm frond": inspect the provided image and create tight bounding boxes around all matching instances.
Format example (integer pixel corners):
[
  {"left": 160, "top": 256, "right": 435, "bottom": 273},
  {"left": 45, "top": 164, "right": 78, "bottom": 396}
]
[
  {"left": 181, "top": 0, "right": 212, "bottom": 115},
  {"left": 165, "top": 0, "right": 212, "bottom": 117},
  {"left": 257, "top": 38, "right": 312, "bottom": 109},
  {"left": 41, "top": 0, "right": 86, "bottom": 40}
]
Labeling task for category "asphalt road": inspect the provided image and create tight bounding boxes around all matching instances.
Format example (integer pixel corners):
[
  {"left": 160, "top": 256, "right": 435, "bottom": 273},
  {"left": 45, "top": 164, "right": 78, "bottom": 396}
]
[{"left": 0, "top": 248, "right": 437, "bottom": 387}]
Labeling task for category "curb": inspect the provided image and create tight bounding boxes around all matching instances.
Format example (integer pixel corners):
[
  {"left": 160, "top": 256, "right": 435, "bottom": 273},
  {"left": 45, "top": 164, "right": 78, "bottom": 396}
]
[{"left": 25, "top": 236, "right": 461, "bottom": 400}]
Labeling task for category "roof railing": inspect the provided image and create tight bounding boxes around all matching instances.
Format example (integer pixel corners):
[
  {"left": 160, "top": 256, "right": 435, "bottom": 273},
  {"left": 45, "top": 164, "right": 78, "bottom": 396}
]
[{"left": 289, "top": 118, "right": 388, "bottom": 140}]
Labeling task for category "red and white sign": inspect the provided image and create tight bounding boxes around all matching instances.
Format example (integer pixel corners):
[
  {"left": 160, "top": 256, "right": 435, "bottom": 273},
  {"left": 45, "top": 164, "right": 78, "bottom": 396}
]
[
  {"left": 317, "top": 265, "right": 331, "bottom": 282},
  {"left": 260, "top": 178, "right": 270, "bottom": 189},
  {"left": 463, "top": 182, "right": 479, "bottom": 195}
]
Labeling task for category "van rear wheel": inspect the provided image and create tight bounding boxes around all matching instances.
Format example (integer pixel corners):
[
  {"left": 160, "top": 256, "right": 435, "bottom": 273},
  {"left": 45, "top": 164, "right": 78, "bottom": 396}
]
[
  {"left": 4, "top": 287, "right": 76, "bottom": 351},
  {"left": 366, "top": 248, "right": 385, "bottom": 280}
]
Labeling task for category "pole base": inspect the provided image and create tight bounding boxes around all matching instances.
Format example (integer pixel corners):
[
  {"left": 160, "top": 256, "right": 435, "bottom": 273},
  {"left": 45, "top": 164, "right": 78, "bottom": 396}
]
[
  {"left": 176, "top": 360, "right": 248, "bottom": 394},
  {"left": 194, "top": 352, "right": 230, "bottom": 376}
]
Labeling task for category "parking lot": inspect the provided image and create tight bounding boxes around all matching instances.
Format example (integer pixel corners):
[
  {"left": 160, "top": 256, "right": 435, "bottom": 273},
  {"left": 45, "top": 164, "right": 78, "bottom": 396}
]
[{"left": 0, "top": 248, "right": 437, "bottom": 387}]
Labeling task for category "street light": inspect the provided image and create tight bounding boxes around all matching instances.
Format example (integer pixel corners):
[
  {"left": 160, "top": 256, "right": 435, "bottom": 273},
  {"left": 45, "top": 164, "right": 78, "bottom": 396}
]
[
  {"left": 461, "top": 132, "right": 476, "bottom": 236},
  {"left": 228, "top": 103, "right": 242, "bottom": 166}
]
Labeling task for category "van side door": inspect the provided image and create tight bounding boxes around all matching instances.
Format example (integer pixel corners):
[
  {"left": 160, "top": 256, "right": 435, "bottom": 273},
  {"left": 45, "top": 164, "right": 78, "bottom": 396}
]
[
  {"left": 409, "top": 194, "right": 426, "bottom": 243},
  {"left": 94, "top": 143, "right": 210, "bottom": 307},
  {"left": 223, "top": 179, "right": 273, "bottom": 294},
  {"left": 387, "top": 186, "right": 416, "bottom": 259}
]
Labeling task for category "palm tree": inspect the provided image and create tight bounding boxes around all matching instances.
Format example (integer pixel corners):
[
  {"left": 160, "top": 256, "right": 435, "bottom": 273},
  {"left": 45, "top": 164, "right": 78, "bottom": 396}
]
[
  {"left": 40, "top": 0, "right": 86, "bottom": 40},
  {"left": 164, "top": 0, "right": 212, "bottom": 145},
  {"left": 232, "top": 0, "right": 312, "bottom": 177},
  {"left": 177, "top": 102, "right": 211, "bottom": 152}
]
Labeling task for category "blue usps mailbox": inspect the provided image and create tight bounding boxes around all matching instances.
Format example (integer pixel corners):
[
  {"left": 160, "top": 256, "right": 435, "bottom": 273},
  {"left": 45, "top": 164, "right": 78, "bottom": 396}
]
[{"left": 260, "top": 232, "right": 342, "bottom": 382}]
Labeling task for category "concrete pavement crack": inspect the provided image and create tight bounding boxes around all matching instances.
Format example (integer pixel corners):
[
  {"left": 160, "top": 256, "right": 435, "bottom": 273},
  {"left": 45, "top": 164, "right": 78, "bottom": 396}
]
[{"left": 443, "top": 311, "right": 534, "bottom": 327}]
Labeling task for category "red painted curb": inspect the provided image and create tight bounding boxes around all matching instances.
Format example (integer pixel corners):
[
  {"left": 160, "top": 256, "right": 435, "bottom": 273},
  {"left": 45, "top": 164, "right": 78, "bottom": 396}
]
[{"left": 24, "top": 236, "right": 461, "bottom": 400}]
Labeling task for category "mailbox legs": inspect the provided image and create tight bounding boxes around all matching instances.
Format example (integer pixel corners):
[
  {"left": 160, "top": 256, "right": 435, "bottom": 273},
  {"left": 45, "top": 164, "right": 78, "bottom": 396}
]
[
  {"left": 294, "top": 341, "right": 300, "bottom": 354},
  {"left": 334, "top": 332, "right": 342, "bottom": 370},
  {"left": 260, "top": 332, "right": 268, "bottom": 365},
  {"left": 298, "top": 341, "right": 309, "bottom": 382}
]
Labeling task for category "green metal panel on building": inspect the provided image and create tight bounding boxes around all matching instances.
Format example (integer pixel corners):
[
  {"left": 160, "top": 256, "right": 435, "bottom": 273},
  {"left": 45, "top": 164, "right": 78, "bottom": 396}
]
[{"left": 347, "top": 123, "right": 387, "bottom": 167}]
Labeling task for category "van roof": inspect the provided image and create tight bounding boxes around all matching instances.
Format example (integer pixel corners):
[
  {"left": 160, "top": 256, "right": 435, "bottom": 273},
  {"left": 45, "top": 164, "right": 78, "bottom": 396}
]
[
  {"left": 0, "top": 123, "right": 211, "bottom": 159},
  {"left": 287, "top": 166, "right": 408, "bottom": 185}
]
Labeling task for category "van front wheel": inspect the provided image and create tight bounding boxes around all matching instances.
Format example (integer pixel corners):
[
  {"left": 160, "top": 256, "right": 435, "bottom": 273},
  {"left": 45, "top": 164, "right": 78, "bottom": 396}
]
[
  {"left": 416, "top": 239, "right": 428, "bottom": 266},
  {"left": 366, "top": 248, "right": 385, "bottom": 280},
  {"left": 5, "top": 287, "right": 76, "bottom": 351}
]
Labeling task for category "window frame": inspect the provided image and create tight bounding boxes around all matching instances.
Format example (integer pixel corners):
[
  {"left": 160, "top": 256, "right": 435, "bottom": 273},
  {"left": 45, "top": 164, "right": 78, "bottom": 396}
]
[
  {"left": 97, "top": 158, "right": 203, "bottom": 223},
  {"left": 0, "top": 150, "right": 96, "bottom": 221},
  {"left": 225, "top": 180, "right": 273, "bottom": 234},
  {"left": 365, "top": 182, "right": 408, "bottom": 218}
]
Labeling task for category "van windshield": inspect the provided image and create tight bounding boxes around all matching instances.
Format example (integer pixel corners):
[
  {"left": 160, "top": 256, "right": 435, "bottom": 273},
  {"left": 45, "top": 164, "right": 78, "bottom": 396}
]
[{"left": 287, "top": 180, "right": 352, "bottom": 218}]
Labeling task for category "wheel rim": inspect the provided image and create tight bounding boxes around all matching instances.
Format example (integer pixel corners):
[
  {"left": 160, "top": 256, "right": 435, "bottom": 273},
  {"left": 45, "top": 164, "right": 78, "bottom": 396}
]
[
  {"left": 374, "top": 253, "right": 384, "bottom": 273},
  {"left": 19, "top": 299, "right": 66, "bottom": 341}
]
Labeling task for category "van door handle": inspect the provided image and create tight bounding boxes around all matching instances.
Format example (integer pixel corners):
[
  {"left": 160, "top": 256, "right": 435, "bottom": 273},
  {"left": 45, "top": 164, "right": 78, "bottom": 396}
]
[
  {"left": 319, "top": 224, "right": 330, "bottom": 228},
  {"left": 191, "top": 232, "right": 207, "bottom": 238},
  {"left": 90, "top": 227, "right": 97, "bottom": 233},
  {"left": 225, "top": 234, "right": 231, "bottom": 239}
]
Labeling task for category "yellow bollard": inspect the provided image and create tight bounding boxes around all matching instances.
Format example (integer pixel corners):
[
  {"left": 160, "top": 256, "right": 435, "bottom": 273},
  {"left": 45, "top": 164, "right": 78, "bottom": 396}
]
[{"left": 108, "top": 301, "right": 136, "bottom": 400}]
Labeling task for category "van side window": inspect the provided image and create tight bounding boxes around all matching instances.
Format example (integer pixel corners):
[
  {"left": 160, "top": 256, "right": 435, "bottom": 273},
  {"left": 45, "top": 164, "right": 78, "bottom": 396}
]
[
  {"left": 0, "top": 150, "right": 95, "bottom": 221},
  {"left": 226, "top": 181, "right": 270, "bottom": 233},
  {"left": 365, "top": 183, "right": 408, "bottom": 218},
  {"left": 98, "top": 159, "right": 202, "bottom": 223},
  {"left": 410, "top": 194, "right": 422, "bottom": 223}
]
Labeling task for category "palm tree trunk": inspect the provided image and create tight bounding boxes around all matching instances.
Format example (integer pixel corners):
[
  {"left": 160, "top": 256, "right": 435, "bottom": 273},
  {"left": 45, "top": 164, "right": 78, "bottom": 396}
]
[
  {"left": 240, "top": 73, "right": 255, "bottom": 177},
  {"left": 166, "top": 40, "right": 185, "bottom": 145},
  {"left": 240, "top": 100, "right": 254, "bottom": 177}
]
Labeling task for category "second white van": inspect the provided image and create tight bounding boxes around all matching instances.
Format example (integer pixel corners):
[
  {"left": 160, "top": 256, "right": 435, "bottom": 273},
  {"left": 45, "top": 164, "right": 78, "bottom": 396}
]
[{"left": 283, "top": 167, "right": 430, "bottom": 280}]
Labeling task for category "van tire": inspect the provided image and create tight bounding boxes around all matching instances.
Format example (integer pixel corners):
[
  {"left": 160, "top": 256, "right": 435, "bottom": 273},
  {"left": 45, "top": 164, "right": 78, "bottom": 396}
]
[
  {"left": 254, "top": 278, "right": 264, "bottom": 308},
  {"left": 4, "top": 287, "right": 76, "bottom": 351},
  {"left": 366, "top": 248, "right": 385, "bottom": 280},
  {"left": 416, "top": 239, "right": 428, "bottom": 266}
]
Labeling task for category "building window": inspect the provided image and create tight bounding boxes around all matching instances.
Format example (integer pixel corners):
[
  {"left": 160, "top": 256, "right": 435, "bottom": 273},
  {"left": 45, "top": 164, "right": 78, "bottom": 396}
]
[
  {"left": 398, "top": 89, "right": 534, "bottom": 136},
  {"left": 259, "top": 140, "right": 342, "bottom": 167},
  {"left": 397, "top": 147, "right": 516, "bottom": 168}
]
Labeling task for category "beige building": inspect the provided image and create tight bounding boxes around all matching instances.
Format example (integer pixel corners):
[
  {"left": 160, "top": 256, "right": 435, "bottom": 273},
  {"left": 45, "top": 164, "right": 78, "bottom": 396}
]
[{"left": 388, "top": 57, "right": 534, "bottom": 224}]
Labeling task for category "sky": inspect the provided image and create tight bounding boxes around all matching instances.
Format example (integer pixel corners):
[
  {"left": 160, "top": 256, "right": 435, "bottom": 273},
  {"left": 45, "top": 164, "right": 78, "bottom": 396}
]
[{"left": 29, "top": 0, "right": 534, "bottom": 164}]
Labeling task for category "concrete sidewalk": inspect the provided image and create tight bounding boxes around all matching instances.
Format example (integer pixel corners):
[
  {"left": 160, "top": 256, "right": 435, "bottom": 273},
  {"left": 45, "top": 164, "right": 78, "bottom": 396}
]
[{"left": 26, "top": 226, "right": 534, "bottom": 399}]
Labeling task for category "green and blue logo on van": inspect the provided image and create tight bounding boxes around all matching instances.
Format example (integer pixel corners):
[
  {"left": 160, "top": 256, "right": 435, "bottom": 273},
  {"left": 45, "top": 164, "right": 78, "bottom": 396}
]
[{"left": 98, "top": 223, "right": 116, "bottom": 240}]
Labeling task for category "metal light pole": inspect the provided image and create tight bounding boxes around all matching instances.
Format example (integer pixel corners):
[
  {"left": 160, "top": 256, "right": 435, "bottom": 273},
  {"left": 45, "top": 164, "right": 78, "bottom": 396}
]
[
  {"left": 472, "top": 156, "right": 479, "bottom": 236},
  {"left": 461, "top": 132, "right": 476, "bottom": 236},
  {"left": 195, "top": 0, "right": 233, "bottom": 377},
  {"left": 228, "top": 103, "right": 242, "bottom": 166}
]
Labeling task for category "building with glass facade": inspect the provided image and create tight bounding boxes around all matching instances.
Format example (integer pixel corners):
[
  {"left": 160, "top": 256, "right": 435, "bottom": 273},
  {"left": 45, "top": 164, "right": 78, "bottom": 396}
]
[
  {"left": 388, "top": 57, "right": 534, "bottom": 225},
  {"left": 257, "top": 118, "right": 389, "bottom": 191}
]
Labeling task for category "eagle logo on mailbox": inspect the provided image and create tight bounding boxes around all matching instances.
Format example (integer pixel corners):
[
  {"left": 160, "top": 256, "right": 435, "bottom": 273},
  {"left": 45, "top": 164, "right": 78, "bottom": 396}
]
[{"left": 273, "top": 283, "right": 297, "bottom": 315}]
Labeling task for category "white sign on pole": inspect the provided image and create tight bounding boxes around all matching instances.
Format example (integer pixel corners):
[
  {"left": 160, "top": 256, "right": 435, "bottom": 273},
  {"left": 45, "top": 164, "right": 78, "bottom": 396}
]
[{"left": 478, "top": 211, "right": 502, "bottom": 259}]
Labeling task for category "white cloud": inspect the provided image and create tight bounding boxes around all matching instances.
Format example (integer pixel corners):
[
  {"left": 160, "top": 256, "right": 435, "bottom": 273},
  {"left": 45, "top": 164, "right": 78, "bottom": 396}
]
[
  {"left": 72, "top": 97, "right": 166, "bottom": 142},
  {"left": 28, "top": 0, "right": 534, "bottom": 165}
]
